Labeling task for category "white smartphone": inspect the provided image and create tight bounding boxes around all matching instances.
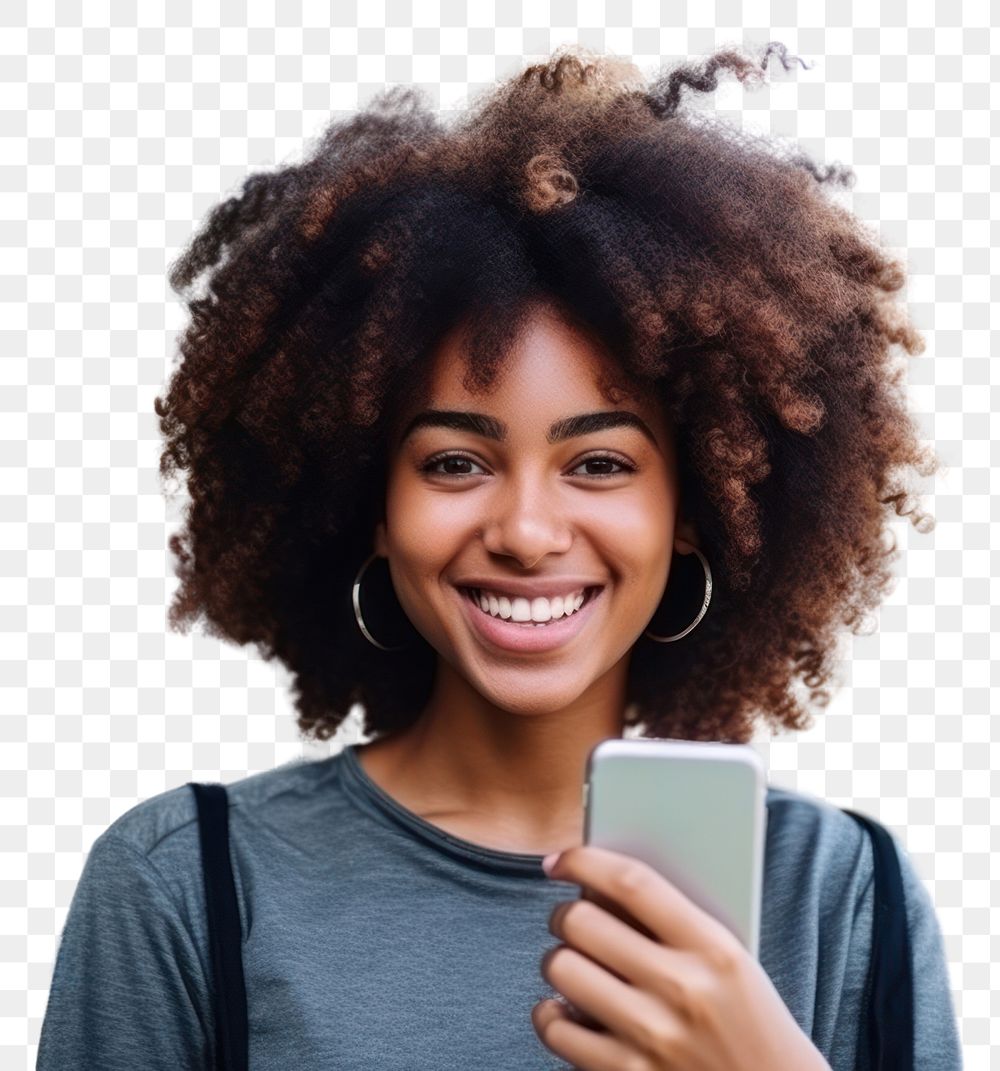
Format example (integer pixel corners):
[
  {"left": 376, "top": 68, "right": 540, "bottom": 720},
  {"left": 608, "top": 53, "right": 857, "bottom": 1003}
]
[{"left": 583, "top": 737, "right": 767, "bottom": 959}]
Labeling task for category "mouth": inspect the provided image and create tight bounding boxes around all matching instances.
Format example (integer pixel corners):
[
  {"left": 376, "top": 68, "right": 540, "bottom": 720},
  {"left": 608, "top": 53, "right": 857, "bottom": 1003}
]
[{"left": 453, "top": 584, "right": 605, "bottom": 654}]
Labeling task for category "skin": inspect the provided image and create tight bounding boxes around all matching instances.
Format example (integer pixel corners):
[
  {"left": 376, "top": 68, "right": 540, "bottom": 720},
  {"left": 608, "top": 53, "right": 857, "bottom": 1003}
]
[{"left": 360, "top": 300, "right": 699, "bottom": 856}]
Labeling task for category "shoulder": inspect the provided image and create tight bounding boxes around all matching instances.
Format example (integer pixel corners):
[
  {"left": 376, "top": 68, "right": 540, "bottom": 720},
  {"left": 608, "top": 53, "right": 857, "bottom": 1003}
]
[
  {"left": 94, "top": 754, "right": 341, "bottom": 884},
  {"left": 761, "top": 783, "right": 943, "bottom": 946},
  {"left": 762, "top": 781, "right": 952, "bottom": 945},
  {"left": 763, "top": 783, "right": 875, "bottom": 920},
  {"left": 765, "top": 782, "right": 872, "bottom": 858}
]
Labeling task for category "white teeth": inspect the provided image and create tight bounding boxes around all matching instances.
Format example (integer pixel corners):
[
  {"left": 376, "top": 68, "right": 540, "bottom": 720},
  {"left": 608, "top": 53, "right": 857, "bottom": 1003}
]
[
  {"left": 470, "top": 587, "right": 588, "bottom": 623},
  {"left": 511, "top": 599, "right": 535, "bottom": 625},
  {"left": 529, "top": 596, "right": 550, "bottom": 622}
]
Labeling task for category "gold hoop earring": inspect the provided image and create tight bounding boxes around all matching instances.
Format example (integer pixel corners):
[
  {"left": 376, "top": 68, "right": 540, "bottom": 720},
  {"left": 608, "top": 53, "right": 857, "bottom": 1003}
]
[
  {"left": 352, "top": 551, "right": 408, "bottom": 651},
  {"left": 643, "top": 546, "right": 713, "bottom": 643}
]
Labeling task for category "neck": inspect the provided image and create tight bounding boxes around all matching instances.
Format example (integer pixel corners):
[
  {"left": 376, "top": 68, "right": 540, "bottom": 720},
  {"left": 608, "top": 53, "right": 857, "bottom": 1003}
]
[{"left": 355, "top": 658, "right": 631, "bottom": 855}]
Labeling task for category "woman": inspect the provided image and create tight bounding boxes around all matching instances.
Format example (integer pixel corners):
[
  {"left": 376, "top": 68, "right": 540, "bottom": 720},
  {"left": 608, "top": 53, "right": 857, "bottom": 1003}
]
[{"left": 36, "top": 43, "right": 961, "bottom": 1070}]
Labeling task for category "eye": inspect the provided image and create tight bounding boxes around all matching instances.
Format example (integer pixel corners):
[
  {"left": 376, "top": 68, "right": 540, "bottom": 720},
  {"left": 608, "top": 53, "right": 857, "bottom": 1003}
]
[
  {"left": 419, "top": 452, "right": 637, "bottom": 479},
  {"left": 572, "top": 453, "right": 637, "bottom": 478},
  {"left": 420, "top": 453, "right": 487, "bottom": 478}
]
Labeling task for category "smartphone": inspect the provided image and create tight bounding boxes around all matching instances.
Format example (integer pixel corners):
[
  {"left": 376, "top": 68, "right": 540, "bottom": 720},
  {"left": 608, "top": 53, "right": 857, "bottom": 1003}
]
[{"left": 583, "top": 737, "right": 767, "bottom": 959}]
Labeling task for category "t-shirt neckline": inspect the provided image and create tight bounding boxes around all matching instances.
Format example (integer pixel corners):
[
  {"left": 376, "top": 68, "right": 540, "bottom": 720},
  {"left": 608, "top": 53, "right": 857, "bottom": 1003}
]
[{"left": 340, "top": 742, "right": 551, "bottom": 878}]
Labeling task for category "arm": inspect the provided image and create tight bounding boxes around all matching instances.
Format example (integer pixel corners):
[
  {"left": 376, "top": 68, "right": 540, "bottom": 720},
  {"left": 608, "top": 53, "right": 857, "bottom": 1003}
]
[
  {"left": 36, "top": 832, "right": 214, "bottom": 1071},
  {"left": 897, "top": 838, "right": 963, "bottom": 1069},
  {"left": 831, "top": 826, "right": 963, "bottom": 1071}
]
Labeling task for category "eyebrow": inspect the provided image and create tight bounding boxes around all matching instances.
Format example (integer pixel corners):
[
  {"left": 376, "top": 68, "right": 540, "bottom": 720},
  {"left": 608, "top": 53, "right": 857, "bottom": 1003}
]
[{"left": 399, "top": 409, "right": 660, "bottom": 449}]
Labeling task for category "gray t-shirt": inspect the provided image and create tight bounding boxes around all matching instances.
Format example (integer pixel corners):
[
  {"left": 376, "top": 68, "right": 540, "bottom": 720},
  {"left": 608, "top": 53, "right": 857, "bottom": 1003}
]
[{"left": 35, "top": 743, "right": 962, "bottom": 1070}]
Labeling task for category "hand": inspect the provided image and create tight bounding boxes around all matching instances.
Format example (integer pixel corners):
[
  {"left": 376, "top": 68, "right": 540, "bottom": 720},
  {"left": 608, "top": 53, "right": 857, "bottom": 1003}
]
[{"left": 532, "top": 845, "right": 831, "bottom": 1071}]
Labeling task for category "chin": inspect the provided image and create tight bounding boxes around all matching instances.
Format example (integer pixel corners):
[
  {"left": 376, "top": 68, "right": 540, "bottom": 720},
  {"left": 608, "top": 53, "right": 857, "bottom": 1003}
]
[{"left": 462, "top": 667, "right": 599, "bottom": 717}]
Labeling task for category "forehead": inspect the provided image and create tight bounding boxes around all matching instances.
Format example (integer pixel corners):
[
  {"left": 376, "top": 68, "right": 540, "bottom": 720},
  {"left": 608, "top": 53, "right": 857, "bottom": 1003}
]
[{"left": 400, "top": 305, "right": 663, "bottom": 433}]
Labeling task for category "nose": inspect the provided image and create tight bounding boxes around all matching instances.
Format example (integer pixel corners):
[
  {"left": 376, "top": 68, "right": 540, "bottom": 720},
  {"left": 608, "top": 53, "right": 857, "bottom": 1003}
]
[{"left": 479, "top": 473, "right": 574, "bottom": 567}]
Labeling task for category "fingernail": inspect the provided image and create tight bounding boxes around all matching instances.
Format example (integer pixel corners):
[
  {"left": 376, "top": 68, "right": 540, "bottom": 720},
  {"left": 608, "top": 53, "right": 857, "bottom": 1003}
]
[{"left": 541, "top": 852, "right": 560, "bottom": 875}]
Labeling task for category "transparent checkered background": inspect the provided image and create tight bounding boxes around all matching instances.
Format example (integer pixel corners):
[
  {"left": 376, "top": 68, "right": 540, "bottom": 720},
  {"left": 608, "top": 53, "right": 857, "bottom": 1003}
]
[{"left": 2, "top": 1, "right": 994, "bottom": 1067}]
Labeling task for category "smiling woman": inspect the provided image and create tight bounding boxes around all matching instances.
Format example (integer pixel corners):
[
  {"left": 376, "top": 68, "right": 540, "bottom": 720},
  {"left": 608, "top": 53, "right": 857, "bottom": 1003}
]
[
  {"left": 36, "top": 40, "right": 960, "bottom": 1071},
  {"left": 150, "top": 43, "right": 939, "bottom": 754}
]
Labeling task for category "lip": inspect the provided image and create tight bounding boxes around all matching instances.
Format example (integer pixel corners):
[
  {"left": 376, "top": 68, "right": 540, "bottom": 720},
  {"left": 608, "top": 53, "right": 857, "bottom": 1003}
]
[{"left": 454, "top": 584, "right": 605, "bottom": 654}]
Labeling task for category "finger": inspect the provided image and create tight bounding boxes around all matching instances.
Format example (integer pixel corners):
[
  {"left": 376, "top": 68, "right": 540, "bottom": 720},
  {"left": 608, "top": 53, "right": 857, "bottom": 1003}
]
[
  {"left": 549, "top": 845, "right": 737, "bottom": 955},
  {"left": 532, "top": 997, "right": 654, "bottom": 1071},
  {"left": 553, "top": 894, "right": 703, "bottom": 1000},
  {"left": 543, "top": 942, "right": 683, "bottom": 1057},
  {"left": 580, "top": 886, "right": 661, "bottom": 943}
]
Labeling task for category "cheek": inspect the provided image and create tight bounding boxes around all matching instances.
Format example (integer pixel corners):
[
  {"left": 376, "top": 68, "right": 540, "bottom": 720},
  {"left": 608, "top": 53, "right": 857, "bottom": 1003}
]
[
  {"left": 378, "top": 481, "right": 455, "bottom": 640},
  {"left": 585, "top": 490, "right": 673, "bottom": 554},
  {"left": 385, "top": 480, "right": 477, "bottom": 557}
]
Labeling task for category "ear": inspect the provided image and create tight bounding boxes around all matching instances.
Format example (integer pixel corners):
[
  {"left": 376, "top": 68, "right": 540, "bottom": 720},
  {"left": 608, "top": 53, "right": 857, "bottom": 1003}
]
[
  {"left": 374, "top": 519, "right": 388, "bottom": 558},
  {"left": 673, "top": 517, "right": 699, "bottom": 555}
]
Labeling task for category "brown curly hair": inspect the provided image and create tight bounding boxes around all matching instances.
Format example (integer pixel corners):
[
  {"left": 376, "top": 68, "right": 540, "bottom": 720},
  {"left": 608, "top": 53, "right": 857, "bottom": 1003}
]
[{"left": 156, "top": 41, "right": 938, "bottom": 747}]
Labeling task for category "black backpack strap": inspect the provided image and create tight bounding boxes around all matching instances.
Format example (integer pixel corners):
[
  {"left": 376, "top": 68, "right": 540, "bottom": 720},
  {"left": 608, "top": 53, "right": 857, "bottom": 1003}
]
[
  {"left": 842, "top": 808, "right": 914, "bottom": 1071},
  {"left": 189, "top": 782, "right": 248, "bottom": 1071}
]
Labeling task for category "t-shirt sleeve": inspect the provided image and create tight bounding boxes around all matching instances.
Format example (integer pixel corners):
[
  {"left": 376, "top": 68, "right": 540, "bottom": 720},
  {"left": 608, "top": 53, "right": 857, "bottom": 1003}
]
[
  {"left": 896, "top": 838, "right": 963, "bottom": 1069},
  {"left": 836, "top": 828, "right": 963, "bottom": 1071},
  {"left": 35, "top": 831, "right": 214, "bottom": 1071}
]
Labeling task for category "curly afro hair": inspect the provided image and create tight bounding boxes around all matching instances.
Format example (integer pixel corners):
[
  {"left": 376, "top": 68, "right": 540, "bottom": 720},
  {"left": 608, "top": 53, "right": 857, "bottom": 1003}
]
[{"left": 156, "top": 41, "right": 939, "bottom": 747}]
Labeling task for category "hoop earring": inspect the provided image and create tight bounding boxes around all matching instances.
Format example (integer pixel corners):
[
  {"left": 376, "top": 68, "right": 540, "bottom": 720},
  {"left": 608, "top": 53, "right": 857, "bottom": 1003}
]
[
  {"left": 643, "top": 546, "right": 713, "bottom": 643},
  {"left": 352, "top": 551, "right": 408, "bottom": 652}
]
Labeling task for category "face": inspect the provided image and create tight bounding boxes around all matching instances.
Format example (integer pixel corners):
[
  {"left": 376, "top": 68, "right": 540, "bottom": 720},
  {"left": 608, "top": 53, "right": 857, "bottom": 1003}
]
[{"left": 373, "top": 302, "right": 696, "bottom": 716}]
